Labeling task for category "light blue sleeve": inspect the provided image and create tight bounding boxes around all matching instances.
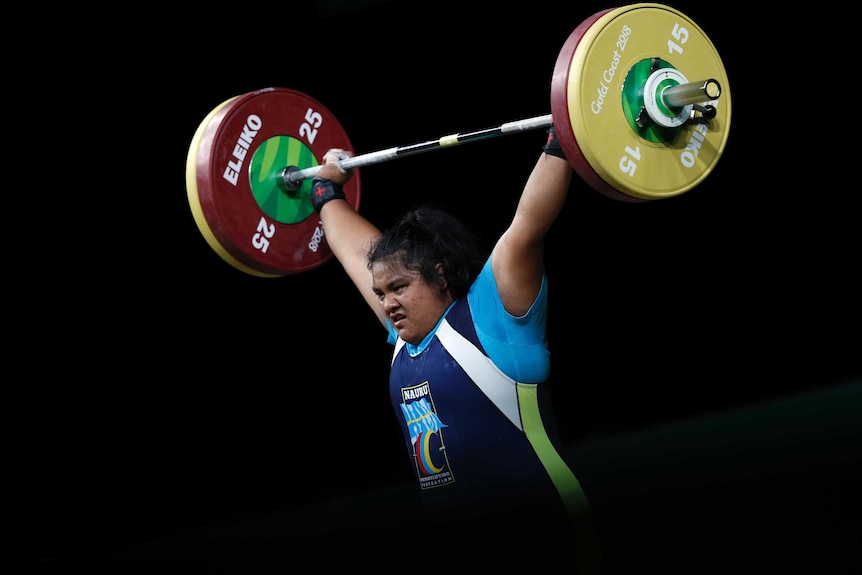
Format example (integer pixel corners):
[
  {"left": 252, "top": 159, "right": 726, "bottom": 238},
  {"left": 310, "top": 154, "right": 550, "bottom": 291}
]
[{"left": 467, "top": 258, "right": 550, "bottom": 383}]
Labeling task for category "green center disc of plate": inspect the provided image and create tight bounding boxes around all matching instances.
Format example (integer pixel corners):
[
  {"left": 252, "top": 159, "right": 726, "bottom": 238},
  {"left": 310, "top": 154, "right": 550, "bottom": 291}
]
[
  {"left": 249, "top": 135, "right": 317, "bottom": 224},
  {"left": 621, "top": 58, "right": 681, "bottom": 143}
]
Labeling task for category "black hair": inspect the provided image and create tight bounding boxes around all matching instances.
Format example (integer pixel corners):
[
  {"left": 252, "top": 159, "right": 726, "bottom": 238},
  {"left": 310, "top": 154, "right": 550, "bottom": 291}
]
[{"left": 367, "top": 203, "right": 486, "bottom": 299}]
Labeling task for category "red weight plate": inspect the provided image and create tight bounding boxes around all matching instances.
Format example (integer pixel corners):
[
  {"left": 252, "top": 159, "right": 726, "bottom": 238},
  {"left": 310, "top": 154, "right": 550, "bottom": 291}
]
[
  {"left": 187, "top": 87, "right": 360, "bottom": 276},
  {"left": 550, "top": 7, "right": 642, "bottom": 203}
]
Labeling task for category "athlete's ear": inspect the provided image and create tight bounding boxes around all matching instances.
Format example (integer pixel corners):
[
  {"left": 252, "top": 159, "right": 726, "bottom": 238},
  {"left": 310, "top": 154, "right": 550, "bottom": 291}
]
[{"left": 434, "top": 263, "right": 448, "bottom": 291}]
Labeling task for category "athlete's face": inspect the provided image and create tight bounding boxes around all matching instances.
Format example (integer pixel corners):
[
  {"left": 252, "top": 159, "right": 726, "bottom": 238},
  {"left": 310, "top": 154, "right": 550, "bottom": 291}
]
[{"left": 370, "top": 260, "right": 453, "bottom": 345}]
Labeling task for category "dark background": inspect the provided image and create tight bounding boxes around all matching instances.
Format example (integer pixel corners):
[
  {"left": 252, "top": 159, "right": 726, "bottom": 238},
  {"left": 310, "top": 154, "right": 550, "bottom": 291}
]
[{"left": 30, "top": 1, "right": 860, "bottom": 572}]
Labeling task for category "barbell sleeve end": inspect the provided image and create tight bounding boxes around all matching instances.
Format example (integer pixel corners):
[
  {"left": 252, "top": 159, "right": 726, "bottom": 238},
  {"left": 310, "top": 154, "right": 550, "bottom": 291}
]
[
  {"left": 279, "top": 165, "right": 305, "bottom": 193},
  {"left": 662, "top": 79, "right": 721, "bottom": 108},
  {"left": 279, "top": 164, "right": 324, "bottom": 193}
]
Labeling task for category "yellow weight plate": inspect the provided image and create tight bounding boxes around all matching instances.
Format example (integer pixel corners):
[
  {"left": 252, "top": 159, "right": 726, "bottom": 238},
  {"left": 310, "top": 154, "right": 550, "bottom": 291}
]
[{"left": 555, "top": 3, "right": 731, "bottom": 201}]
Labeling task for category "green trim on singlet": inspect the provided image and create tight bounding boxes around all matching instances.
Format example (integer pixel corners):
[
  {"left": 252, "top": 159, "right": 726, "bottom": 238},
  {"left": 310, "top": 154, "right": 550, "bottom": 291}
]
[{"left": 518, "top": 383, "right": 592, "bottom": 520}]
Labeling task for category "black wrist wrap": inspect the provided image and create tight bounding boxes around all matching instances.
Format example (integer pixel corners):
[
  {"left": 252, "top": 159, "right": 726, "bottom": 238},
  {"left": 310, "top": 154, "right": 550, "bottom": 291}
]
[
  {"left": 542, "top": 126, "right": 567, "bottom": 160},
  {"left": 311, "top": 178, "right": 346, "bottom": 212}
]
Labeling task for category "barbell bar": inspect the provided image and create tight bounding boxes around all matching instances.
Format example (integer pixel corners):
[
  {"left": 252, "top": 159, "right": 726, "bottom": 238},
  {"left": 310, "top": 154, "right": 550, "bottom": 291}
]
[
  {"left": 278, "top": 114, "right": 555, "bottom": 191},
  {"left": 186, "top": 2, "right": 731, "bottom": 278},
  {"left": 278, "top": 75, "right": 719, "bottom": 192}
]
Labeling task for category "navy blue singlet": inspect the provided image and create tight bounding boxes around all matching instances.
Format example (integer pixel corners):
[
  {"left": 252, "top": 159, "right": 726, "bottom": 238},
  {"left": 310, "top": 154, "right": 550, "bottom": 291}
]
[{"left": 385, "top": 261, "right": 591, "bottom": 524}]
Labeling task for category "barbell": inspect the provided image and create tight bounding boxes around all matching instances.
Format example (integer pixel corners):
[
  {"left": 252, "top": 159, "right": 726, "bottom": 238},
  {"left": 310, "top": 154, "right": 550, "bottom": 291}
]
[{"left": 186, "top": 2, "right": 731, "bottom": 278}]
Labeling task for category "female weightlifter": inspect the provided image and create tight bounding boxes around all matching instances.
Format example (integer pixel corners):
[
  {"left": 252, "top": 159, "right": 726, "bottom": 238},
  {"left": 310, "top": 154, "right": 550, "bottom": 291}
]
[{"left": 310, "top": 127, "right": 600, "bottom": 572}]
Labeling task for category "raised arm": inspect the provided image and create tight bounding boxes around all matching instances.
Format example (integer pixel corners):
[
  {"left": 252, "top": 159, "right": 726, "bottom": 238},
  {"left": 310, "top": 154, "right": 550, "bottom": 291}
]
[
  {"left": 491, "top": 129, "right": 573, "bottom": 317},
  {"left": 312, "top": 151, "right": 389, "bottom": 329}
]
